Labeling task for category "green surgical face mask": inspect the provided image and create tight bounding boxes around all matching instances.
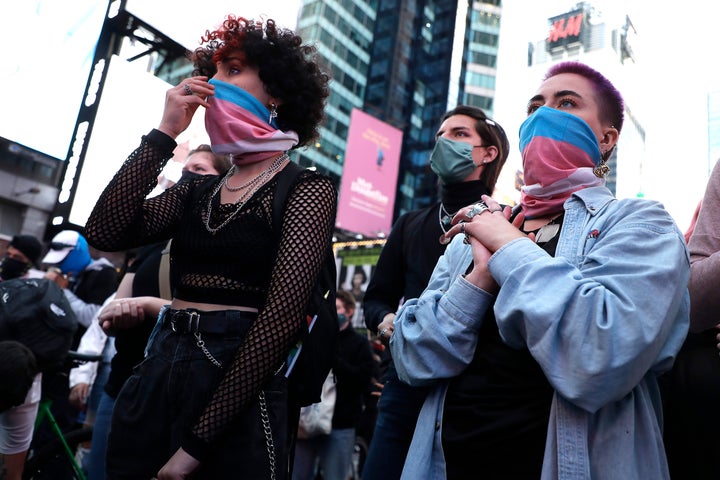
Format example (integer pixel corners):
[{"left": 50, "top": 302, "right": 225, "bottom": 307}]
[{"left": 429, "top": 137, "right": 480, "bottom": 184}]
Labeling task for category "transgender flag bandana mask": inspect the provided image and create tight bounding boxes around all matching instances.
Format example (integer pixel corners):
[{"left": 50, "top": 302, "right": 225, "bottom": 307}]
[
  {"left": 204, "top": 78, "right": 299, "bottom": 165},
  {"left": 519, "top": 106, "right": 604, "bottom": 219}
]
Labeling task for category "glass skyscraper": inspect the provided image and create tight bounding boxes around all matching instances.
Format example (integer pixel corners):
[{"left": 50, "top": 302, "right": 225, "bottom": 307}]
[
  {"left": 708, "top": 90, "right": 720, "bottom": 174},
  {"left": 296, "top": 0, "right": 503, "bottom": 232}
]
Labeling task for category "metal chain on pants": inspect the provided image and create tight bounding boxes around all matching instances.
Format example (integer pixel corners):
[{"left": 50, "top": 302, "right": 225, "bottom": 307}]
[
  {"left": 259, "top": 391, "right": 277, "bottom": 480},
  {"left": 193, "top": 332, "right": 222, "bottom": 368}
]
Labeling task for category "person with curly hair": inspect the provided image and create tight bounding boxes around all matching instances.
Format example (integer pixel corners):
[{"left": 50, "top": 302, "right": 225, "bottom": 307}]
[{"left": 84, "top": 16, "right": 335, "bottom": 480}]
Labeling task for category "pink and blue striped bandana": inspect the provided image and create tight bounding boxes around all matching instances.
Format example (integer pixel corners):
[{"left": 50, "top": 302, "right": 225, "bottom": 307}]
[
  {"left": 519, "top": 106, "right": 604, "bottom": 219},
  {"left": 204, "top": 78, "right": 299, "bottom": 165}
]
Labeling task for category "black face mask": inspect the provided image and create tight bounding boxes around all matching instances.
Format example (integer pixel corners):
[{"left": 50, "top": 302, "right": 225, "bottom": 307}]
[{"left": 0, "top": 256, "right": 30, "bottom": 280}]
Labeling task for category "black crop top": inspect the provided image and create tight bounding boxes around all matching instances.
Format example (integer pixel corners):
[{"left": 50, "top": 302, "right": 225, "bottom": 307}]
[{"left": 85, "top": 129, "right": 337, "bottom": 458}]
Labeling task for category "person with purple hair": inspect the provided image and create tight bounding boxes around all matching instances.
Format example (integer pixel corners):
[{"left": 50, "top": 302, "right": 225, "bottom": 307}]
[{"left": 389, "top": 61, "right": 689, "bottom": 479}]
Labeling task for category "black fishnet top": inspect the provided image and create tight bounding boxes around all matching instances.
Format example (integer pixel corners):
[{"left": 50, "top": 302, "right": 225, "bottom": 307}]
[{"left": 85, "top": 129, "right": 337, "bottom": 459}]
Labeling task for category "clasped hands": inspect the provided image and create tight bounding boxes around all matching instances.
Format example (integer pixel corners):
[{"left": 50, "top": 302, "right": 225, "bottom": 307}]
[{"left": 442, "top": 195, "right": 530, "bottom": 291}]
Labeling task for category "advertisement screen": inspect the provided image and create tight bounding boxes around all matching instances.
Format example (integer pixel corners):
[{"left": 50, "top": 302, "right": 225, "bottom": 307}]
[
  {"left": 0, "top": 1, "right": 106, "bottom": 160},
  {"left": 68, "top": 55, "right": 209, "bottom": 227},
  {"left": 336, "top": 109, "right": 403, "bottom": 237}
]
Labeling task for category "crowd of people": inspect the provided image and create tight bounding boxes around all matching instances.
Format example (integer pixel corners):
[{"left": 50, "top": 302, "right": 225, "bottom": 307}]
[{"left": 1, "top": 13, "right": 718, "bottom": 480}]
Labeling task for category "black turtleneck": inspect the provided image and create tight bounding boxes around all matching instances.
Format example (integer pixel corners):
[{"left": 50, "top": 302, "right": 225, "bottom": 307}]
[
  {"left": 363, "top": 179, "right": 491, "bottom": 332},
  {"left": 440, "top": 179, "right": 490, "bottom": 213}
]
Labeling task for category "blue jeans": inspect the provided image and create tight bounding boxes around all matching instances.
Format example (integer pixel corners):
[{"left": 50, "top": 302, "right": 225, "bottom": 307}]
[
  {"left": 361, "top": 362, "right": 430, "bottom": 480},
  {"left": 75, "top": 358, "right": 112, "bottom": 431},
  {"left": 85, "top": 357, "right": 111, "bottom": 423},
  {"left": 106, "top": 310, "right": 289, "bottom": 479},
  {"left": 293, "top": 428, "right": 356, "bottom": 480},
  {"left": 321, "top": 428, "right": 356, "bottom": 480},
  {"left": 293, "top": 434, "right": 324, "bottom": 480},
  {"left": 85, "top": 390, "right": 115, "bottom": 480}
]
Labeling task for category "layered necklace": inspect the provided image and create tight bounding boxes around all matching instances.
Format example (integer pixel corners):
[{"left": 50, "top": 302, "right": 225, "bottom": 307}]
[{"left": 204, "top": 153, "right": 288, "bottom": 235}]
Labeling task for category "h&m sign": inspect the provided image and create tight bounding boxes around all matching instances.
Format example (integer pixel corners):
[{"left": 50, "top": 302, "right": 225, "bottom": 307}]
[{"left": 546, "top": 9, "right": 584, "bottom": 50}]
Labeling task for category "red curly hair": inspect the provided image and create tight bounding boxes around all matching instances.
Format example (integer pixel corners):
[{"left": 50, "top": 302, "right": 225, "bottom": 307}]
[{"left": 191, "top": 16, "right": 329, "bottom": 148}]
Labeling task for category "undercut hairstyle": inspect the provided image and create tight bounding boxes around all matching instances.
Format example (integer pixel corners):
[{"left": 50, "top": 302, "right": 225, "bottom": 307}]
[
  {"left": 440, "top": 105, "right": 511, "bottom": 190},
  {"left": 336, "top": 289, "right": 356, "bottom": 312},
  {"left": 191, "top": 16, "right": 331, "bottom": 148},
  {"left": 544, "top": 61, "right": 625, "bottom": 133}
]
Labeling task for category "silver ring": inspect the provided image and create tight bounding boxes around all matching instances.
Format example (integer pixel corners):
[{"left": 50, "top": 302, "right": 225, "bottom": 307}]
[
  {"left": 184, "top": 84, "right": 193, "bottom": 96},
  {"left": 379, "top": 328, "right": 389, "bottom": 338},
  {"left": 460, "top": 222, "right": 466, "bottom": 234},
  {"left": 466, "top": 202, "right": 489, "bottom": 219}
]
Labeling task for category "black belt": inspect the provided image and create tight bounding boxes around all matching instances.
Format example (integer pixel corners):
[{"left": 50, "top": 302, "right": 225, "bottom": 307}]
[{"left": 160, "top": 308, "right": 255, "bottom": 335}]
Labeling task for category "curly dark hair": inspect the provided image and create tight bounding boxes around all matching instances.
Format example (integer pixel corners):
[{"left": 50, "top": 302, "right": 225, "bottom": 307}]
[{"left": 191, "top": 17, "right": 330, "bottom": 148}]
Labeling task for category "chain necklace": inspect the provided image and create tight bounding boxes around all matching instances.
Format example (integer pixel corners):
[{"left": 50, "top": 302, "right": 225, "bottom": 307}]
[
  {"left": 204, "top": 153, "right": 288, "bottom": 235},
  {"left": 223, "top": 164, "right": 269, "bottom": 192}
]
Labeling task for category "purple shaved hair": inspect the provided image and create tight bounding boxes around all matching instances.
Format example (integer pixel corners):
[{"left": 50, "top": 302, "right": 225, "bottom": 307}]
[{"left": 544, "top": 62, "right": 625, "bottom": 133}]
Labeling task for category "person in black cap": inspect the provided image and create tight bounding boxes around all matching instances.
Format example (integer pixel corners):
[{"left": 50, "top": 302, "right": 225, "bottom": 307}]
[{"left": 0, "top": 234, "right": 42, "bottom": 281}]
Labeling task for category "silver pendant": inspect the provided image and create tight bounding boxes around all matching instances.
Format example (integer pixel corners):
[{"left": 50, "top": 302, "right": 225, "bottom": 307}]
[{"left": 535, "top": 223, "right": 560, "bottom": 243}]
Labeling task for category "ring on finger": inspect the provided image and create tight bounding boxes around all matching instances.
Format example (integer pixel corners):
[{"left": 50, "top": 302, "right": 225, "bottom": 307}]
[
  {"left": 466, "top": 202, "right": 489, "bottom": 219},
  {"left": 184, "top": 84, "right": 193, "bottom": 96}
]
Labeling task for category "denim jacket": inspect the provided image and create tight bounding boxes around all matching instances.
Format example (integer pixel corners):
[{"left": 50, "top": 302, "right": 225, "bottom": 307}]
[{"left": 391, "top": 187, "right": 690, "bottom": 480}]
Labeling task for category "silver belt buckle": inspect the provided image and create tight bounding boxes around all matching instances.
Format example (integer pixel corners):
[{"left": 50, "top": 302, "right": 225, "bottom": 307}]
[
  {"left": 187, "top": 311, "right": 200, "bottom": 332},
  {"left": 170, "top": 312, "right": 180, "bottom": 332},
  {"left": 170, "top": 310, "right": 201, "bottom": 333}
]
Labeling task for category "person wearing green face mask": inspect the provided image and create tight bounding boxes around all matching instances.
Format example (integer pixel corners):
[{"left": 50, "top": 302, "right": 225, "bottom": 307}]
[{"left": 362, "top": 106, "right": 510, "bottom": 480}]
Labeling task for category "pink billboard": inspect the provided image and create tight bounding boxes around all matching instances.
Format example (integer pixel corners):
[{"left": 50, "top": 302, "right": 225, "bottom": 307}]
[{"left": 336, "top": 108, "right": 403, "bottom": 237}]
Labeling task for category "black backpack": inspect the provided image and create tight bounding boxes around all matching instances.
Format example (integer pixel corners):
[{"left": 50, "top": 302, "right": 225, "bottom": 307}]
[
  {"left": 0, "top": 278, "right": 78, "bottom": 373},
  {"left": 272, "top": 161, "right": 339, "bottom": 407}
]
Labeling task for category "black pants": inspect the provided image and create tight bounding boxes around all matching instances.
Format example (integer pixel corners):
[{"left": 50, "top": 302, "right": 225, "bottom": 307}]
[
  {"left": 661, "top": 330, "right": 720, "bottom": 480},
  {"left": 106, "top": 316, "right": 289, "bottom": 479}
]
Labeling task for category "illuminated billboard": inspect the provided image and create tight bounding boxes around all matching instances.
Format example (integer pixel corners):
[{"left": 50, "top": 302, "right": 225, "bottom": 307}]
[
  {"left": 336, "top": 109, "right": 403, "bottom": 238},
  {"left": 0, "top": 1, "right": 106, "bottom": 160},
  {"left": 68, "top": 55, "right": 208, "bottom": 227},
  {"left": 546, "top": 8, "right": 585, "bottom": 51}
]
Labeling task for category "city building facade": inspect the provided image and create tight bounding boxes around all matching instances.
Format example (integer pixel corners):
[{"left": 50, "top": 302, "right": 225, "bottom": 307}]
[
  {"left": 708, "top": 89, "right": 720, "bottom": 174},
  {"left": 296, "top": 0, "right": 504, "bottom": 234},
  {"left": 0, "top": 0, "right": 505, "bottom": 241},
  {"left": 526, "top": 1, "right": 646, "bottom": 199}
]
